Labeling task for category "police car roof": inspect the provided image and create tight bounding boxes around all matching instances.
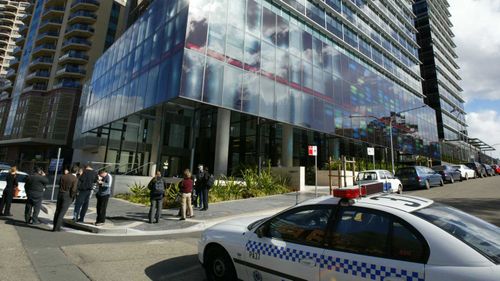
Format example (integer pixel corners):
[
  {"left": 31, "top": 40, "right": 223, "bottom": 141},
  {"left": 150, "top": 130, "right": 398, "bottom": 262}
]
[{"left": 299, "top": 193, "right": 434, "bottom": 213}]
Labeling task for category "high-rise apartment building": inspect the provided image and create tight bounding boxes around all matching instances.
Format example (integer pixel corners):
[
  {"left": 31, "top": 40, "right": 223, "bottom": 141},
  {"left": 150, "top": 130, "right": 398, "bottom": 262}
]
[
  {"left": 77, "top": 0, "right": 440, "bottom": 176},
  {"left": 0, "top": 0, "right": 128, "bottom": 169},
  {"left": 0, "top": 0, "right": 30, "bottom": 94},
  {"left": 413, "top": 0, "right": 468, "bottom": 163}
]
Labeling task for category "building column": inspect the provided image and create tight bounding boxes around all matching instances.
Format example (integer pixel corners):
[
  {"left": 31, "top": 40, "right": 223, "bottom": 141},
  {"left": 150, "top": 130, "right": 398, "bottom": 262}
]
[
  {"left": 281, "top": 124, "right": 294, "bottom": 167},
  {"left": 149, "top": 105, "right": 164, "bottom": 176},
  {"left": 214, "top": 108, "right": 231, "bottom": 176}
]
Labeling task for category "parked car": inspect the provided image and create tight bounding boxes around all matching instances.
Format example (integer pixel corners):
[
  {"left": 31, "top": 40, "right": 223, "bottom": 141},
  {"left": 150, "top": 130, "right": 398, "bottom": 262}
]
[
  {"left": 483, "top": 164, "right": 496, "bottom": 177},
  {"left": 432, "top": 165, "right": 462, "bottom": 184},
  {"left": 355, "top": 169, "right": 403, "bottom": 193},
  {"left": 465, "top": 162, "right": 486, "bottom": 178},
  {"left": 395, "top": 166, "right": 444, "bottom": 190},
  {"left": 0, "top": 170, "right": 29, "bottom": 200},
  {"left": 492, "top": 164, "right": 500, "bottom": 175},
  {"left": 452, "top": 164, "right": 476, "bottom": 180}
]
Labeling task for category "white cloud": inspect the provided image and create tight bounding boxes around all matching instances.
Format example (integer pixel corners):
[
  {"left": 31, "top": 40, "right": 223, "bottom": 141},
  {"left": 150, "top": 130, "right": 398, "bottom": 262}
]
[
  {"left": 450, "top": 0, "right": 500, "bottom": 102},
  {"left": 466, "top": 110, "right": 500, "bottom": 159}
]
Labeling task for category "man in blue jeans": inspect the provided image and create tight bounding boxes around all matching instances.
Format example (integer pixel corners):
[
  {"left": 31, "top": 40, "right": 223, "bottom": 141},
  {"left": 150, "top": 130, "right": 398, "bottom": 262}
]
[
  {"left": 95, "top": 169, "right": 112, "bottom": 226},
  {"left": 73, "top": 165, "right": 98, "bottom": 223}
]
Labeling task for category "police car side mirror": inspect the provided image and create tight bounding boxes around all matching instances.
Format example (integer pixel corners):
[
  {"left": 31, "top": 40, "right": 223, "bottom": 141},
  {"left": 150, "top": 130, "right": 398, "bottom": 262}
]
[{"left": 255, "top": 224, "right": 267, "bottom": 238}]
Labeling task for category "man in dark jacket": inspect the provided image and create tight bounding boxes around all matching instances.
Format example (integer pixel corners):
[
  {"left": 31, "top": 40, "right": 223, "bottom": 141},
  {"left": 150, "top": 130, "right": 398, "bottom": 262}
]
[
  {"left": 194, "top": 164, "right": 205, "bottom": 209},
  {"left": 73, "top": 165, "right": 98, "bottom": 223},
  {"left": 147, "top": 171, "right": 167, "bottom": 223},
  {"left": 24, "top": 167, "right": 49, "bottom": 224},
  {"left": 52, "top": 167, "right": 78, "bottom": 231},
  {"left": 95, "top": 169, "right": 112, "bottom": 226}
]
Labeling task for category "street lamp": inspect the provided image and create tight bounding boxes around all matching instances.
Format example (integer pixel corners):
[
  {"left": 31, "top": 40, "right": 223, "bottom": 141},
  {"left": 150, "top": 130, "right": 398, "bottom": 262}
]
[{"left": 350, "top": 105, "right": 427, "bottom": 175}]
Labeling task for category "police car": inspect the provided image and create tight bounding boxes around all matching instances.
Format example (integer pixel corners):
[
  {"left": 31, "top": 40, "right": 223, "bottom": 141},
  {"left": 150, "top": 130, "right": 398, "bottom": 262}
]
[
  {"left": 198, "top": 184, "right": 500, "bottom": 281},
  {"left": 356, "top": 170, "right": 403, "bottom": 194}
]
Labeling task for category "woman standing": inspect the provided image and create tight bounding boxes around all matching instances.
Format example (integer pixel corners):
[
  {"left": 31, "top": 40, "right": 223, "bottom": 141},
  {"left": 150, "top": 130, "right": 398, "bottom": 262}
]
[
  {"left": 0, "top": 166, "right": 18, "bottom": 216},
  {"left": 179, "top": 169, "right": 193, "bottom": 221}
]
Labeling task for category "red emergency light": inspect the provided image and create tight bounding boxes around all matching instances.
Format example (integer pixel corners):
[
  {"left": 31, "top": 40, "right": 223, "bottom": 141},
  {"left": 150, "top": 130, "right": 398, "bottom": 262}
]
[{"left": 333, "top": 182, "right": 384, "bottom": 199}]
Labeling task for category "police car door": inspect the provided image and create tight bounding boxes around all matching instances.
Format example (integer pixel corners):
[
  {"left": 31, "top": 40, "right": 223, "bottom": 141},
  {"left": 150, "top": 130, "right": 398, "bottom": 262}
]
[
  {"left": 242, "top": 205, "right": 334, "bottom": 281},
  {"left": 320, "top": 207, "right": 427, "bottom": 281}
]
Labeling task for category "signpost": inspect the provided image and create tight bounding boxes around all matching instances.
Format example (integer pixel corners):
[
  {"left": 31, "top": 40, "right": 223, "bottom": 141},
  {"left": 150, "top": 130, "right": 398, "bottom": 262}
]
[
  {"left": 308, "top": 145, "right": 318, "bottom": 197},
  {"left": 50, "top": 147, "right": 62, "bottom": 201},
  {"left": 367, "top": 147, "right": 375, "bottom": 168}
]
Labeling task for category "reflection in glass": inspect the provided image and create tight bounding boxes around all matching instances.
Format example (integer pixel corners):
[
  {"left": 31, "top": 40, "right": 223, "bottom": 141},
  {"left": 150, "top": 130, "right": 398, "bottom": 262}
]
[
  {"left": 260, "top": 77, "right": 275, "bottom": 119},
  {"left": 222, "top": 65, "right": 243, "bottom": 110},
  {"left": 276, "top": 15, "right": 289, "bottom": 50},
  {"left": 261, "top": 41, "right": 275, "bottom": 75},
  {"left": 204, "top": 57, "right": 224, "bottom": 104},
  {"left": 262, "top": 7, "right": 276, "bottom": 45},
  {"left": 181, "top": 50, "right": 206, "bottom": 101},
  {"left": 244, "top": 33, "right": 261, "bottom": 71},
  {"left": 185, "top": 0, "right": 209, "bottom": 50},
  {"left": 242, "top": 72, "right": 260, "bottom": 115},
  {"left": 246, "top": 0, "right": 261, "bottom": 36},
  {"left": 275, "top": 83, "right": 290, "bottom": 123}
]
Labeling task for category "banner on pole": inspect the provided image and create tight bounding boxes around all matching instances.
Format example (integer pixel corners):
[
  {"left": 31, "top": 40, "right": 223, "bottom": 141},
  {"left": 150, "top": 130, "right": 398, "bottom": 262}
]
[{"left": 308, "top": 145, "right": 317, "bottom": 156}]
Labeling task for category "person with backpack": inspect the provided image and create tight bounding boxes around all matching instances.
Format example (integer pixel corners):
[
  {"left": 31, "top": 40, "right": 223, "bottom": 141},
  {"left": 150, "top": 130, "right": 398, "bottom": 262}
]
[
  {"left": 200, "top": 167, "right": 215, "bottom": 211},
  {"left": 147, "top": 171, "right": 167, "bottom": 223}
]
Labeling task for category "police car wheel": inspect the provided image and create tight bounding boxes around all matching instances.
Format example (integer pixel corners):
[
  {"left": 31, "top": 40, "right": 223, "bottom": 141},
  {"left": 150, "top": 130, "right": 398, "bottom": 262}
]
[
  {"left": 397, "top": 185, "right": 403, "bottom": 194},
  {"left": 425, "top": 180, "right": 430, "bottom": 190},
  {"left": 440, "top": 179, "right": 444, "bottom": 186},
  {"left": 449, "top": 177, "right": 454, "bottom": 184},
  {"left": 205, "top": 247, "right": 236, "bottom": 281}
]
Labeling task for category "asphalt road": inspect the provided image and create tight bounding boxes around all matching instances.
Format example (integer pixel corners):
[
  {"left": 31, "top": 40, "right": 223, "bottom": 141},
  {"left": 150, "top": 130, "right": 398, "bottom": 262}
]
[{"left": 3, "top": 175, "right": 500, "bottom": 281}]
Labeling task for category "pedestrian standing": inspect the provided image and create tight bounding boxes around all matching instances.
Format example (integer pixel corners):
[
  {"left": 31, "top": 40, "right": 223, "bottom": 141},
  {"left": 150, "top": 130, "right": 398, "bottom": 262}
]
[
  {"left": 179, "top": 169, "right": 193, "bottom": 221},
  {"left": 52, "top": 167, "right": 78, "bottom": 231},
  {"left": 194, "top": 164, "right": 205, "bottom": 209},
  {"left": 74, "top": 165, "right": 98, "bottom": 223},
  {"left": 201, "top": 167, "right": 214, "bottom": 211},
  {"left": 24, "top": 167, "right": 49, "bottom": 224},
  {"left": 95, "top": 169, "right": 112, "bottom": 226},
  {"left": 147, "top": 171, "right": 167, "bottom": 223},
  {"left": 0, "top": 166, "right": 18, "bottom": 216}
]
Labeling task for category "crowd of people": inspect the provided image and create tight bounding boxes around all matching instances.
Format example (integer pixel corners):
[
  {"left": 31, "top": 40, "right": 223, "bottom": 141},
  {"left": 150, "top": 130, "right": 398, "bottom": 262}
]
[
  {"left": 0, "top": 164, "right": 113, "bottom": 231},
  {"left": 0, "top": 163, "right": 214, "bottom": 230}
]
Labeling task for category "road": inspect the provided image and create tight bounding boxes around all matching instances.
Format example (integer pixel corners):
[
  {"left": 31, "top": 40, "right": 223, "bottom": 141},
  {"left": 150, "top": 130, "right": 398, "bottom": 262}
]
[{"left": 1, "top": 175, "right": 499, "bottom": 281}]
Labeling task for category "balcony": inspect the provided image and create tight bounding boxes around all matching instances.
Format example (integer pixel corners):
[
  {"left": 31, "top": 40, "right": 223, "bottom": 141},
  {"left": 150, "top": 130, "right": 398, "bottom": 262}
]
[
  {"left": 53, "top": 80, "right": 82, "bottom": 89},
  {"left": 15, "top": 36, "right": 25, "bottom": 45},
  {"left": 68, "top": 11, "right": 97, "bottom": 24},
  {"left": 42, "top": 6, "right": 65, "bottom": 19},
  {"left": 58, "top": 51, "right": 88, "bottom": 64},
  {"left": 18, "top": 25, "right": 28, "bottom": 35},
  {"left": 70, "top": 0, "right": 100, "bottom": 12},
  {"left": 6, "top": 69, "right": 16, "bottom": 81},
  {"left": 8, "top": 58, "right": 19, "bottom": 69},
  {"left": 61, "top": 37, "right": 91, "bottom": 51},
  {"left": 25, "top": 70, "right": 50, "bottom": 82},
  {"left": 38, "top": 18, "right": 63, "bottom": 32},
  {"left": 23, "top": 83, "right": 48, "bottom": 93},
  {"left": 0, "top": 81, "right": 12, "bottom": 91},
  {"left": 45, "top": 0, "right": 66, "bottom": 5},
  {"left": 56, "top": 65, "right": 86, "bottom": 78},
  {"left": 29, "top": 56, "right": 53, "bottom": 70},
  {"left": 65, "top": 24, "right": 94, "bottom": 38},
  {"left": 32, "top": 44, "right": 56, "bottom": 56},
  {"left": 12, "top": 46, "right": 22, "bottom": 55},
  {"left": 35, "top": 31, "right": 59, "bottom": 43}
]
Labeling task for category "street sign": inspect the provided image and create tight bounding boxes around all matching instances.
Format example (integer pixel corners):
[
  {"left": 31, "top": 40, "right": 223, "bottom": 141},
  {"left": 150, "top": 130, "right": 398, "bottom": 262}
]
[
  {"left": 367, "top": 147, "right": 375, "bottom": 156},
  {"left": 48, "top": 158, "right": 64, "bottom": 172},
  {"left": 308, "top": 145, "right": 317, "bottom": 156}
]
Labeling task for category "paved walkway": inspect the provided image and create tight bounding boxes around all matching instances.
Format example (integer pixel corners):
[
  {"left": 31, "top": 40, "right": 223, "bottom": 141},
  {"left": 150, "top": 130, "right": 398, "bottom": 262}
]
[{"left": 41, "top": 187, "right": 331, "bottom": 236}]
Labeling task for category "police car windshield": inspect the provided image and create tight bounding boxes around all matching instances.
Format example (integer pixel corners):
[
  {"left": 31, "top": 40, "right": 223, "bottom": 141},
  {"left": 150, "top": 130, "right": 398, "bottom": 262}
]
[
  {"left": 0, "top": 172, "right": 27, "bottom": 183},
  {"left": 415, "top": 204, "right": 500, "bottom": 264}
]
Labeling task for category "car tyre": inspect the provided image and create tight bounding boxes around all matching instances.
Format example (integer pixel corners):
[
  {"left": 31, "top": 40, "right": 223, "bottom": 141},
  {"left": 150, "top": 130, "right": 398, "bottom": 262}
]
[
  {"left": 205, "top": 246, "right": 237, "bottom": 281},
  {"left": 397, "top": 184, "right": 403, "bottom": 194},
  {"left": 449, "top": 177, "right": 454, "bottom": 184},
  {"left": 465, "top": 174, "right": 468, "bottom": 181},
  {"left": 425, "top": 180, "right": 430, "bottom": 190},
  {"left": 440, "top": 178, "right": 444, "bottom": 186}
]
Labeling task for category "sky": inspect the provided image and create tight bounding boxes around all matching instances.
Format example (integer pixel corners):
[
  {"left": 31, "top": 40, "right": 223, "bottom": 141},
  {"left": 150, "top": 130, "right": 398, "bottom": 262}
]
[{"left": 449, "top": 0, "right": 500, "bottom": 159}]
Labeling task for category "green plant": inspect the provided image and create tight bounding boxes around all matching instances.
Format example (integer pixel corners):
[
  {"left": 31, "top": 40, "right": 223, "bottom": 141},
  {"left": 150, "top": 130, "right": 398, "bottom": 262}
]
[{"left": 115, "top": 182, "right": 150, "bottom": 205}]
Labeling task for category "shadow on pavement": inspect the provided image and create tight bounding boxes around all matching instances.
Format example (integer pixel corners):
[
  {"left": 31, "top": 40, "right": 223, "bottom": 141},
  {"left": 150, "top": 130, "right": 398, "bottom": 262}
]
[
  {"left": 145, "top": 254, "right": 205, "bottom": 281},
  {"left": 0, "top": 217, "right": 52, "bottom": 232},
  {"left": 435, "top": 198, "right": 500, "bottom": 226}
]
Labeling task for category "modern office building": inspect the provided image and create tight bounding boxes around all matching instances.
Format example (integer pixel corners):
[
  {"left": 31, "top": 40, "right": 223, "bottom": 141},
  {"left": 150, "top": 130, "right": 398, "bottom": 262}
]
[
  {"left": 0, "top": 0, "right": 30, "bottom": 94},
  {"left": 413, "top": 0, "right": 468, "bottom": 163},
  {"left": 78, "top": 0, "right": 440, "bottom": 176},
  {"left": 0, "top": 0, "right": 128, "bottom": 170}
]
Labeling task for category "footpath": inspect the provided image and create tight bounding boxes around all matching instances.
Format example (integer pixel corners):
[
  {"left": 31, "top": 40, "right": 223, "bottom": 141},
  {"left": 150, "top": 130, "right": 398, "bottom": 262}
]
[{"left": 40, "top": 186, "right": 331, "bottom": 236}]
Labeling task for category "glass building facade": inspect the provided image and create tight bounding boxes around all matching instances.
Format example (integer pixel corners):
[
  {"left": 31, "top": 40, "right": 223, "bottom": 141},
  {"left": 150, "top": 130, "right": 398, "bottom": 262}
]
[
  {"left": 413, "top": 0, "right": 468, "bottom": 163},
  {"left": 81, "top": 0, "right": 440, "bottom": 175}
]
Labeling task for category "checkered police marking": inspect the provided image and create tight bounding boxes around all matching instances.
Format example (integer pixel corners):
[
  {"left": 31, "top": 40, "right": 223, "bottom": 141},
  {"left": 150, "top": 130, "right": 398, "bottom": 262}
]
[{"left": 246, "top": 241, "right": 424, "bottom": 281}]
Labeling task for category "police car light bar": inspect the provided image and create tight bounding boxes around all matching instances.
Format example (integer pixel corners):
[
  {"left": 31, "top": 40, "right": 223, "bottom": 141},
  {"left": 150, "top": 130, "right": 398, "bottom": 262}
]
[{"left": 333, "top": 182, "right": 384, "bottom": 199}]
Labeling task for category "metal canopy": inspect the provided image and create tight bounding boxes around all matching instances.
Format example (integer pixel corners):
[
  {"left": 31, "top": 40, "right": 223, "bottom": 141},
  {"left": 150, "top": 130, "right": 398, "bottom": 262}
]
[{"left": 468, "top": 138, "right": 496, "bottom": 151}]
